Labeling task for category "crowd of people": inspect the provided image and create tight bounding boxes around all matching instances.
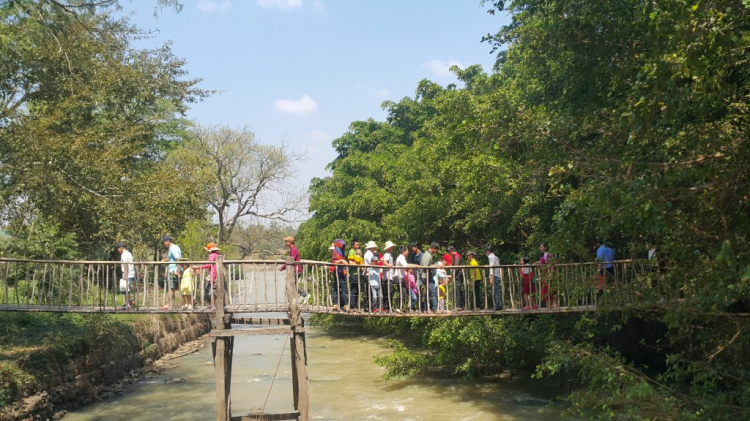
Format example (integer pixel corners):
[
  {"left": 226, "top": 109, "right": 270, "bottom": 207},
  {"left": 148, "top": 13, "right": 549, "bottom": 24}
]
[
  {"left": 286, "top": 237, "right": 570, "bottom": 313},
  {"left": 112, "top": 234, "right": 621, "bottom": 312},
  {"left": 114, "top": 235, "right": 220, "bottom": 311}
]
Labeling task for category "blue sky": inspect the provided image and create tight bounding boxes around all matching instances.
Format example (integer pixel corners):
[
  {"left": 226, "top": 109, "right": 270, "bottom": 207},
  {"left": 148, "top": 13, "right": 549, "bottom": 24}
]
[{"left": 127, "top": 0, "right": 509, "bottom": 188}]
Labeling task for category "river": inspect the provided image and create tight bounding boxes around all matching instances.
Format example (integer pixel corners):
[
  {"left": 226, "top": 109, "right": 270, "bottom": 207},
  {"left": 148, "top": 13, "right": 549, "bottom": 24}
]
[{"left": 64, "top": 318, "right": 565, "bottom": 421}]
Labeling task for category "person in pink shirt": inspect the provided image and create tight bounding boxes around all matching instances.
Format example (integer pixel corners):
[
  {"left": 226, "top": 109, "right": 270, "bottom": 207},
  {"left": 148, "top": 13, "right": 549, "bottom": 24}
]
[
  {"left": 279, "top": 236, "right": 309, "bottom": 304},
  {"left": 196, "top": 242, "right": 220, "bottom": 305}
]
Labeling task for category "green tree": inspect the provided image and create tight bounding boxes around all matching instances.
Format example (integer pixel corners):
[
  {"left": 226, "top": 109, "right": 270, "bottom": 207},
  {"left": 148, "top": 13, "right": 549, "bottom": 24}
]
[{"left": 0, "top": 0, "right": 207, "bottom": 256}]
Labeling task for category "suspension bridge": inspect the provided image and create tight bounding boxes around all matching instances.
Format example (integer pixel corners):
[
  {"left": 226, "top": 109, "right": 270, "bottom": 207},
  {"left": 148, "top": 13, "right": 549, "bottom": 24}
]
[{"left": 0, "top": 257, "right": 664, "bottom": 421}]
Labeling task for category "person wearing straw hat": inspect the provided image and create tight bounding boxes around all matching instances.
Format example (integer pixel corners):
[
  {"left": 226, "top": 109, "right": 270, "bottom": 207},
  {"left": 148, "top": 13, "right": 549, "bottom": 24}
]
[
  {"left": 381, "top": 241, "right": 397, "bottom": 312},
  {"left": 196, "top": 242, "right": 221, "bottom": 307},
  {"left": 116, "top": 242, "right": 136, "bottom": 311},
  {"left": 279, "top": 236, "right": 309, "bottom": 304},
  {"left": 363, "top": 241, "right": 381, "bottom": 312},
  {"left": 178, "top": 258, "right": 195, "bottom": 310}
]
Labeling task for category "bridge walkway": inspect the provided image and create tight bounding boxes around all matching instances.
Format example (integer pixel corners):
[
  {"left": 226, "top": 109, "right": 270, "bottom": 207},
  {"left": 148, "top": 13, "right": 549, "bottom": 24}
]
[{"left": 0, "top": 258, "right": 665, "bottom": 315}]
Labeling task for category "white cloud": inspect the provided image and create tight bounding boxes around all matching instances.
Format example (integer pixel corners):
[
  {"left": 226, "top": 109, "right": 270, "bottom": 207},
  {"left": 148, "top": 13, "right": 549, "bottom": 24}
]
[
  {"left": 256, "top": 0, "right": 302, "bottom": 10},
  {"left": 313, "top": 0, "right": 325, "bottom": 12},
  {"left": 423, "top": 59, "right": 464, "bottom": 76},
  {"left": 196, "top": 0, "right": 232, "bottom": 13},
  {"left": 274, "top": 94, "right": 318, "bottom": 114},
  {"left": 368, "top": 87, "right": 391, "bottom": 98}
]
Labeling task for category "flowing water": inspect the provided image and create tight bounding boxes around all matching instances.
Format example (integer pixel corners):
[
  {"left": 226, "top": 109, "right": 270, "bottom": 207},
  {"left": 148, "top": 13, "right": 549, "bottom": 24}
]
[{"left": 65, "top": 316, "right": 565, "bottom": 421}]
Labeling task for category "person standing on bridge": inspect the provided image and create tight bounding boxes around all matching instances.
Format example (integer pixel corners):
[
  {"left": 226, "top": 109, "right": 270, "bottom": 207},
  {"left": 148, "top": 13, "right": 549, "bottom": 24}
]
[
  {"left": 423, "top": 243, "right": 439, "bottom": 312},
  {"left": 347, "top": 239, "right": 362, "bottom": 311},
  {"left": 178, "top": 258, "right": 195, "bottom": 310},
  {"left": 486, "top": 246, "right": 504, "bottom": 311},
  {"left": 410, "top": 242, "right": 424, "bottom": 288},
  {"left": 160, "top": 235, "right": 181, "bottom": 310},
  {"left": 364, "top": 241, "right": 381, "bottom": 312},
  {"left": 196, "top": 242, "right": 220, "bottom": 307},
  {"left": 596, "top": 240, "right": 616, "bottom": 295},
  {"left": 521, "top": 257, "right": 537, "bottom": 311},
  {"left": 331, "top": 239, "right": 349, "bottom": 311},
  {"left": 538, "top": 243, "right": 557, "bottom": 308},
  {"left": 382, "top": 241, "right": 397, "bottom": 313},
  {"left": 395, "top": 245, "right": 414, "bottom": 311},
  {"left": 448, "top": 246, "right": 465, "bottom": 311},
  {"left": 116, "top": 242, "right": 136, "bottom": 310},
  {"left": 466, "top": 251, "right": 483, "bottom": 310},
  {"left": 279, "top": 236, "right": 309, "bottom": 305}
]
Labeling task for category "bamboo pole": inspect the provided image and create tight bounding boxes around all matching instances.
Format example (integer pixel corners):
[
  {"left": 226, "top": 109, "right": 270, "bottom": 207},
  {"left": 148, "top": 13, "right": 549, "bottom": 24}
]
[
  {"left": 285, "top": 256, "right": 310, "bottom": 421},
  {"left": 213, "top": 255, "right": 233, "bottom": 421}
]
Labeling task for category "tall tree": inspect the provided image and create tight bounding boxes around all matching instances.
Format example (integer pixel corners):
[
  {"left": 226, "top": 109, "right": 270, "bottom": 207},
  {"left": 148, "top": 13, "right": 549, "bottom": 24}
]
[
  {"left": 171, "top": 125, "right": 306, "bottom": 245},
  {"left": 0, "top": 0, "right": 207, "bottom": 255}
]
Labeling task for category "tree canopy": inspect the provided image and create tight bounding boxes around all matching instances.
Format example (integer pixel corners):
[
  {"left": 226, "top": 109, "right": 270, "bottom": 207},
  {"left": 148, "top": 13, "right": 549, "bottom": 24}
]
[
  {"left": 301, "top": 1, "right": 750, "bottom": 418},
  {"left": 0, "top": 0, "right": 207, "bottom": 257}
]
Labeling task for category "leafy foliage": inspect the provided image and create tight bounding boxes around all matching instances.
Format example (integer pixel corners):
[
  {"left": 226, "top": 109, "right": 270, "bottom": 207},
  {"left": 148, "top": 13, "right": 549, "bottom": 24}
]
[
  {"left": 301, "top": 0, "right": 750, "bottom": 418},
  {"left": 0, "top": 0, "right": 206, "bottom": 257}
]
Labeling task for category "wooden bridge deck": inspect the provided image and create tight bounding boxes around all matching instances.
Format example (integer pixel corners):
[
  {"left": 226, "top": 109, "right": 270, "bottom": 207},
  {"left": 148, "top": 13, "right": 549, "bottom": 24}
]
[{"left": 0, "top": 303, "right": 597, "bottom": 315}]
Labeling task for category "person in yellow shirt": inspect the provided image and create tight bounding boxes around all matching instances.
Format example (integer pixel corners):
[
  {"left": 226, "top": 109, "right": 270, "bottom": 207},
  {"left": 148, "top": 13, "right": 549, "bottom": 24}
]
[
  {"left": 178, "top": 258, "right": 194, "bottom": 310},
  {"left": 438, "top": 277, "right": 448, "bottom": 312},
  {"left": 467, "top": 251, "right": 483, "bottom": 310}
]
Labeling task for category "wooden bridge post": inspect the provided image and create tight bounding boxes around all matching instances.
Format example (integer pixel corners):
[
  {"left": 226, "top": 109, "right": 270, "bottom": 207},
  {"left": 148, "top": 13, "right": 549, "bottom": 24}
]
[
  {"left": 285, "top": 257, "right": 310, "bottom": 421},
  {"left": 213, "top": 255, "right": 233, "bottom": 421}
]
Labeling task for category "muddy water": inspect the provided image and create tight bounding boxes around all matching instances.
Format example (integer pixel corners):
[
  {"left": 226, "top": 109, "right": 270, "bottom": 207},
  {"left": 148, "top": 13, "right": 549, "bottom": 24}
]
[{"left": 65, "top": 318, "right": 564, "bottom": 421}]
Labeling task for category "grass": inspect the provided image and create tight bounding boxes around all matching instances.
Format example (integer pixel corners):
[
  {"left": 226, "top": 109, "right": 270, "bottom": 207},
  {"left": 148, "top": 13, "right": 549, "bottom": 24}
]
[{"left": 0, "top": 312, "right": 177, "bottom": 407}]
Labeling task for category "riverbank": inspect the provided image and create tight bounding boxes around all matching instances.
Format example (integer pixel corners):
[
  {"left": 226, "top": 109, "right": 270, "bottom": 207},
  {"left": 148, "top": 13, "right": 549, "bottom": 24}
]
[{"left": 0, "top": 312, "right": 212, "bottom": 421}]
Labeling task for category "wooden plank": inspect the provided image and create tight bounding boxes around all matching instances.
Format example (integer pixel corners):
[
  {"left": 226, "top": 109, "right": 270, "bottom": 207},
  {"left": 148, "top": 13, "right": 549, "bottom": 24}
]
[
  {"left": 285, "top": 256, "right": 310, "bottom": 421},
  {"left": 231, "top": 317, "right": 304, "bottom": 327},
  {"left": 210, "top": 327, "right": 299, "bottom": 337},
  {"left": 214, "top": 255, "right": 233, "bottom": 421},
  {"left": 231, "top": 412, "right": 299, "bottom": 421}
]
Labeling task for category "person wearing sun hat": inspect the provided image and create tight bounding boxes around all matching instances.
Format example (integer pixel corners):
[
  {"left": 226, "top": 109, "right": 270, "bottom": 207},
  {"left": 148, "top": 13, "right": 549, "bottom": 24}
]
[
  {"left": 363, "top": 241, "right": 382, "bottom": 311},
  {"left": 196, "top": 242, "right": 220, "bottom": 306},
  {"left": 279, "top": 236, "right": 309, "bottom": 304}
]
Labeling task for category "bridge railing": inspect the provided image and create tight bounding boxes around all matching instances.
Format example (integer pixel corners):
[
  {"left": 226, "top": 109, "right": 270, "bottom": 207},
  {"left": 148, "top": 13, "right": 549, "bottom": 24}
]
[
  {"left": 290, "top": 259, "right": 670, "bottom": 314},
  {"left": 0, "top": 258, "right": 669, "bottom": 313}
]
